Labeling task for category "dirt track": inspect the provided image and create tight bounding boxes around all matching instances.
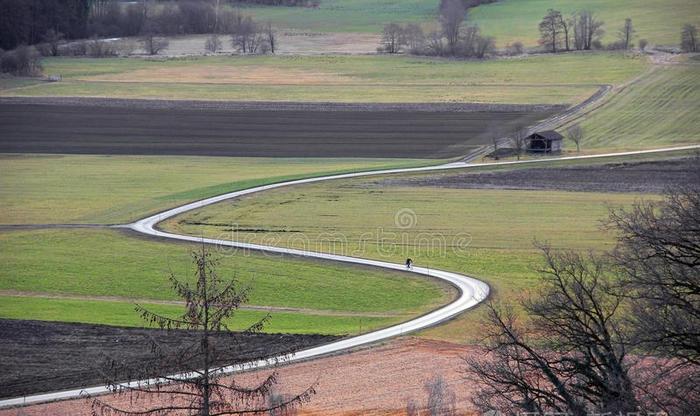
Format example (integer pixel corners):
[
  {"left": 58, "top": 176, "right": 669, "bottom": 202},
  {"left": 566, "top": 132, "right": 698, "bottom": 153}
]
[
  {"left": 0, "top": 99, "right": 558, "bottom": 159},
  {"left": 380, "top": 157, "right": 700, "bottom": 193},
  {"left": 0, "top": 319, "right": 338, "bottom": 400}
]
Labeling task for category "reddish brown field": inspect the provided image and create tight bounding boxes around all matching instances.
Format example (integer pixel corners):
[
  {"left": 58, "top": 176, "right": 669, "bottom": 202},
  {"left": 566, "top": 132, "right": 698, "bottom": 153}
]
[{"left": 0, "top": 337, "right": 480, "bottom": 416}]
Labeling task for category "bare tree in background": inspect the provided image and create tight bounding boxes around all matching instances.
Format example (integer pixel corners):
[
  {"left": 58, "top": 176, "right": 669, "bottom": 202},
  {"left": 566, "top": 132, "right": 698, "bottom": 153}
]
[
  {"left": 539, "top": 9, "right": 565, "bottom": 52},
  {"left": 405, "top": 399, "right": 420, "bottom": 416},
  {"left": 380, "top": 23, "right": 406, "bottom": 54},
  {"left": 510, "top": 129, "right": 528, "bottom": 160},
  {"left": 681, "top": 23, "right": 698, "bottom": 52},
  {"left": 425, "top": 375, "right": 457, "bottom": 416},
  {"left": 42, "top": 29, "right": 64, "bottom": 56},
  {"left": 572, "top": 10, "right": 605, "bottom": 50},
  {"left": 466, "top": 245, "right": 639, "bottom": 415},
  {"left": 404, "top": 23, "right": 425, "bottom": 52},
  {"left": 439, "top": 0, "right": 467, "bottom": 55},
  {"left": 608, "top": 169, "right": 700, "bottom": 414},
  {"left": 204, "top": 34, "right": 222, "bottom": 53},
  {"left": 90, "top": 245, "right": 315, "bottom": 416},
  {"left": 618, "top": 18, "right": 636, "bottom": 50},
  {"left": 566, "top": 124, "right": 584, "bottom": 152},
  {"left": 265, "top": 22, "right": 276, "bottom": 54},
  {"left": 491, "top": 135, "right": 500, "bottom": 160},
  {"left": 141, "top": 34, "right": 169, "bottom": 55},
  {"left": 230, "top": 14, "right": 260, "bottom": 53}
]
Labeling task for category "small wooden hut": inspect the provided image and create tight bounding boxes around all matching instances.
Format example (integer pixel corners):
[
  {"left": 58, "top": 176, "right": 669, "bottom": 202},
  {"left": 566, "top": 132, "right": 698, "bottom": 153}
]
[{"left": 526, "top": 130, "right": 564, "bottom": 153}]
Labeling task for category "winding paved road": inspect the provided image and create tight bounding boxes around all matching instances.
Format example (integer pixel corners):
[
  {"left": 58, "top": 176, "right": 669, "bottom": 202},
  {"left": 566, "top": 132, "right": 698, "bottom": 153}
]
[{"left": 2, "top": 144, "right": 699, "bottom": 409}]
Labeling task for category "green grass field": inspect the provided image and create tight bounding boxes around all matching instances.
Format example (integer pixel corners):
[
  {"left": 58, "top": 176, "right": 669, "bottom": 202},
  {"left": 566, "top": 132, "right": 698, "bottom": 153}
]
[
  {"left": 0, "top": 154, "right": 430, "bottom": 225},
  {"left": 471, "top": 0, "right": 699, "bottom": 47},
  {"left": 0, "top": 154, "right": 452, "bottom": 334},
  {"left": 162, "top": 157, "right": 666, "bottom": 341},
  {"left": 0, "top": 53, "right": 646, "bottom": 104},
  {"left": 0, "top": 297, "right": 398, "bottom": 335},
  {"left": 0, "top": 228, "right": 452, "bottom": 334},
  {"left": 560, "top": 64, "right": 700, "bottom": 151},
  {"left": 235, "top": 0, "right": 697, "bottom": 47}
]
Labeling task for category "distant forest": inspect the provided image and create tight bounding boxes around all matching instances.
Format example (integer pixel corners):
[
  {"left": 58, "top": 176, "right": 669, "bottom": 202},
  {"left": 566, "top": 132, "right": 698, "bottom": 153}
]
[
  {"left": 0, "top": 0, "right": 318, "bottom": 51},
  {"left": 0, "top": 0, "right": 90, "bottom": 50}
]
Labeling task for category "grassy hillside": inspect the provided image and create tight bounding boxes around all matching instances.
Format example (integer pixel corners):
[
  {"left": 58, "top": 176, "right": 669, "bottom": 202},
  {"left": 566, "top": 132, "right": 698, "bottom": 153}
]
[
  {"left": 163, "top": 164, "right": 661, "bottom": 341},
  {"left": 561, "top": 64, "right": 700, "bottom": 151},
  {"left": 237, "top": 0, "right": 697, "bottom": 48},
  {"left": 1, "top": 53, "right": 645, "bottom": 104},
  {"left": 0, "top": 154, "right": 429, "bottom": 225},
  {"left": 234, "top": 0, "right": 438, "bottom": 33},
  {"left": 471, "top": 0, "right": 700, "bottom": 47},
  {"left": 0, "top": 228, "right": 451, "bottom": 334}
]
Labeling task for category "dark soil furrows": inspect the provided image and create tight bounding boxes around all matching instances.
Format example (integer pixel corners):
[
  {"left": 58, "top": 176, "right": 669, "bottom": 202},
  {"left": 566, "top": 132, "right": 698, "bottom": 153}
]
[
  {"left": 0, "top": 101, "right": 558, "bottom": 159},
  {"left": 379, "top": 158, "right": 699, "bottom": 193},
  {"left": 0, "top": 319, "right": 339, "bottom": 399}
]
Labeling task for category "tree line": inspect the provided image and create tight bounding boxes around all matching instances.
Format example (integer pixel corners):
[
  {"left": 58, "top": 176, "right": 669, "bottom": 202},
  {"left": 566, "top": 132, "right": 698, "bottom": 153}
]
[
  {"left": 379, "top": 0, "right": 496, "bottom": 59},
  {"left": 380, "top": 1, "right": 699, "bottom": 57},
  {"left": 0, "top": 2, "right": 279, "bottom": 75},
  {"left": 0, "top": 0, "right": 281, "bottom": 51}
]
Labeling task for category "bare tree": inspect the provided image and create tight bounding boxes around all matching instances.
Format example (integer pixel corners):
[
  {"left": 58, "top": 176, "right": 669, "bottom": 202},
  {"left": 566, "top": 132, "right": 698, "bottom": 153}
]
[
  {"left": 42, "top": 29, "right": 64, "bottom": 56},
  {"left": 618, "top": 18, "right": 635, "bottom": 50},
  {"left": 566, "top": 124, "right": 584, "bottom": 152},
  {"left": 466, "top": 244, "right": 639, "bottom": 415},
  {"left": 608, "top": 170, "right": 700, "bottom": 414},
  {"left": 140, "top": 19, "right": 169, "bottom": 55},
  {"left": 205, "top": 34, "right": 222, "bottom": 53},
  {"left": 265, "top": 22, "right": 276, "bottom": 54},
  {"left": 560, "top": 15, "right": 572, "bottom": 51},
  {"left": 510, "top": 129, "right": 528, "bottom": 160},
  {"left": 474, "top": 35, "right": 496, "bottom": 59},
  {"left": 491, "top": 135, "right": 500, "bottom": 160},
  {"left": 425, "top": 375, "right": 457, "bottom": 416},
  {"left": 439, "top": 0, "right": 467, "bottom": 55},
  {"left": 230, "top": 14, "right": 259, "bottom": 53},
  {"left": 609, "top": 172, "right": 700, "bottom": 360},
  {"left": 572, "top": 10, "right": 605, "bottom": 50},
  {"left": 90, "top": 245, "right": 315, "bottom": 416},
  {"left": 380, "top": 23, "right": 406, "bottom": 54},
  {"left": 681, "top": 23, "right": 698, "bottom": 52},
  {"left": 405, "top": 399, "right": 420, "bottom": 416},
  {"left": 539, "top": 9, "right": 565, "bottom": 53},
  {"left": 425, "top": 30, "right": 445, "bottom": 56},
  {"left": 141, "top": 34, "right": 169, "bottom": 55},
  {"left": 404, "top": 23, "right": 425, "bottom": 52}
]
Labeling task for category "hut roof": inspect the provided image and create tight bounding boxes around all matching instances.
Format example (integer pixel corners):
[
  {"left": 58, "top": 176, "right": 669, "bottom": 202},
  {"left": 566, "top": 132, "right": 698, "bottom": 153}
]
[{"left": 530, "top": 130, "right": 564, "bottom": 141}]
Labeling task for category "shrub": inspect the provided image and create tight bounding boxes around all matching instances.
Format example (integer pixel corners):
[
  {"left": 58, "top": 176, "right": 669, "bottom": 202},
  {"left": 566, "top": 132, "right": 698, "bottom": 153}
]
[
  {"left": 505, "top": 41, "right": 525, "bottom": 55},
  {"left": 0, "top": 45, "right": 42, "bottom": 76},
  {"left": 86, "top": 38, "right": 118, "bottom": 57},
  {"left": 204, "top": 34, "right": 222, "bottom": 53},
  {"left": 638, "top": 38, "right": 648, "bottom": 51}
]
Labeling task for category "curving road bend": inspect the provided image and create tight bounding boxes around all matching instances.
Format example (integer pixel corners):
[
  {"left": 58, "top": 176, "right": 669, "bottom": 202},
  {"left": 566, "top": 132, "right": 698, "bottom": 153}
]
[{"left": 2, "top": 144, "right": 699, "bottom": 409}]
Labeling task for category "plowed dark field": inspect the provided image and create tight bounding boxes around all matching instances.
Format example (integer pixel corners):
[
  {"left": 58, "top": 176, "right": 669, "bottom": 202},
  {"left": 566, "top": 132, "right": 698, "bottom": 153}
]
[
  {"left": 0, "top": 100, "right": 558, "bottom": 158},
  {"left": 380, "top": 158, "right": 700, "bottom": 193},
  {"left": 0, "top": 319, "right": 338, "bottom": 399}
]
